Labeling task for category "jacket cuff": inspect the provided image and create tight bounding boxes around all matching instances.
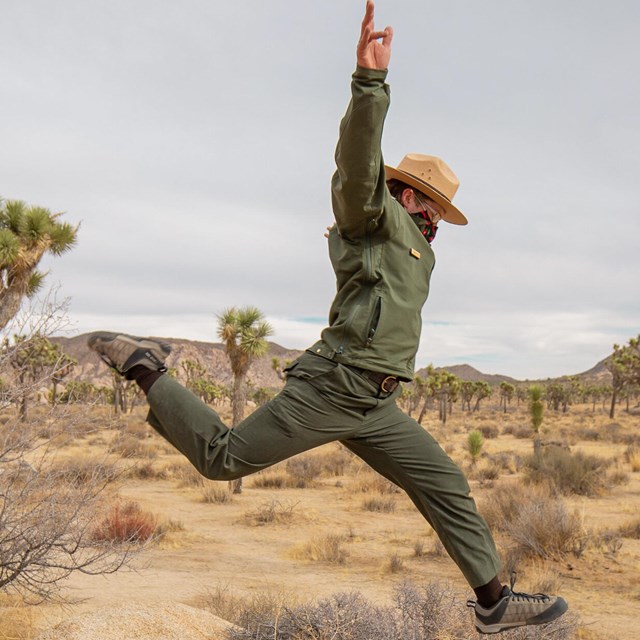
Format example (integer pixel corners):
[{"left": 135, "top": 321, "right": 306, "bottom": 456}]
[{"left": 353, "top": 65, "right": 388, "bottom": 82}]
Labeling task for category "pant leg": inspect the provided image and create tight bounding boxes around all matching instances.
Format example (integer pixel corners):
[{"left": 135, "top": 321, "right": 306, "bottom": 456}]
[
  {"left": 342, "top": 404, "right": 501, "bottom": 589},
  {"left": 144, "top": 354, "right": 379, "bottom": 481}
]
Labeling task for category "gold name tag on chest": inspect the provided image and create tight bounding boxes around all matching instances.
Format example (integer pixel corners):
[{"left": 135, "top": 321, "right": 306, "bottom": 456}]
[{"left": 410, "top": 248, "right": 421, "bottom": 260}]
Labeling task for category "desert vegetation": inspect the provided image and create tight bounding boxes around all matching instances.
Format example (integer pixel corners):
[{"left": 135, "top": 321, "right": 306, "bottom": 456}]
[{"left": 1, "top": 282, "right": 638, "bottom": 638}]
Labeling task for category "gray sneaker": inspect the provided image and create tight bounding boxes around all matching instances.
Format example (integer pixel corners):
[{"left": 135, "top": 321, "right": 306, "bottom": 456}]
[
  {"left": 87, "top": 332, "right": 171, "bottom": 377},
  {"left": 468, "top": 574, "right": 568, "bottom": 634}
]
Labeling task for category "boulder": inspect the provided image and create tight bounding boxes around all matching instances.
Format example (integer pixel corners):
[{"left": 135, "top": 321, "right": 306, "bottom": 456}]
[{"left": 35, "top": 603, "right": 240, "bottom": 640}]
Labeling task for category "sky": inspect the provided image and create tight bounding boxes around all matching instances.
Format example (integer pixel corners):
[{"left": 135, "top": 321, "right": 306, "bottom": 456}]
[{"left": 1, "top": 0, "right": 638, "bottom": 380}]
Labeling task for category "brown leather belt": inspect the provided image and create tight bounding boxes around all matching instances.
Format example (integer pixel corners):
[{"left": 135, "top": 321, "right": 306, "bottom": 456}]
[{"left": 345, "top": 365, "right": 400, "bottom": 394}]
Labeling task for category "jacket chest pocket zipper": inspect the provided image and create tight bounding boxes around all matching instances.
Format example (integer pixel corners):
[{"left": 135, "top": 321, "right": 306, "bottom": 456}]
[{"left": 366, "top": 296, "right": 383, "bottom": 345}]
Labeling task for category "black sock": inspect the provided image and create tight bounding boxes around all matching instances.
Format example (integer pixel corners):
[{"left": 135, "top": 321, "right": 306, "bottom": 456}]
[
  {"left": 127, "top": 365, "right": 164, "bottom": 395},
  {"left": 474, "top": 577, "right": 505, "bottom": 608}
]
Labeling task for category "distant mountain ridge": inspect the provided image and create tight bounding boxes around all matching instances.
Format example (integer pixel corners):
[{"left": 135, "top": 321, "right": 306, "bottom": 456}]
[{"left": 51, "top": 333, "right": 612, "bottom": 388}]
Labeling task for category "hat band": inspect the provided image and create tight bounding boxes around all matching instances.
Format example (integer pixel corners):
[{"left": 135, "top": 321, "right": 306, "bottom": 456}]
[{"left": 397, "top": 169, "right": 453, "bottom": 203}]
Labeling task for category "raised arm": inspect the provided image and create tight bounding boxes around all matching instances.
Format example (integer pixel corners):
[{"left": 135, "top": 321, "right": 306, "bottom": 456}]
[{"left": 331, "top": 1, "right": 395, "bottom": 239}]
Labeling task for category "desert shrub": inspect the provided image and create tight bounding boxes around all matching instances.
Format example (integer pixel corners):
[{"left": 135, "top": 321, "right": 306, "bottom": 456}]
[
  {"left": 489, "top": 451, "right": 521, "bottom": 474},
  {"left": 618, "top": 517, "right": 640, "bottom": 539},
  {"left": 576, "top": 428, "right": 600, "bottom": 442},
  {"left": 51, "top": 457, "right": 118, "bottom": 487},
  {"left": 91, "top": 500, "right": 158, "bottom": 543},
  {"left": 293, "top": 534, "right": 349, "bottom": 565},
  {"left": 523, "top": 447, "right": 614, "bottom": 496},
  {"left": 467, "top": 459, "right": 501, "bottom": 484},
  {"left": 286, "top": 455, "right": 323, "bottom": 488},
  {"left": 175, "top": 464, "right": 205, "bottom": 488},
  {"left": 362, "top": 496, "right": 396, "bottom": 513},
  {"left": 593, "top": 530, "right": 623, "bottom": 556},
  {"left": 250, "top": 470, "right": 287, "bottom": 489},
  {"left": 201, "top": 484, "right": 233, "bottom": 504},
  {"left": 198, "top": 584, "right": 294, "bottom": 632},
  {"left": 481, "top": 483, "right": 585, "bottom": 560},
  {"left": 351, "top": 470, "right": 400, "bottom": 495},
  {"left": 413, "top": 539, "right": 426, "bottom": 558},
  {"left": 478, "top": 424, "right": 499, "bottom": 439},
  {"left": 127, "top": 461, "right": 170, "bottom": 480},
  {"left": 386, "top": 553, "right": 404, "bottom": 573},
  {"left": 108, "top": 434, "right": 158, "bottom": 460},
  {"left": 319, "top": 446, "right": 355, "bottom": 476},
  {"left": 225, "top": 580, "right": 578, "bottom": 639},
  {"left": 624, "top": 446, "right": 640, "bottom": 472},
  {"left": 513, "top": 426, "right": 532, "bottom": 439},
  {"left": 242, "top": 500, "right": 298, "bottom": 526}
]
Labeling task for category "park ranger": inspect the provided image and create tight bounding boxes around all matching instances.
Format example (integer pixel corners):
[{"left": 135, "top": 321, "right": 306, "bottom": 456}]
[{"left": 88, "top": 2, "right": 567, "bottom": 634}]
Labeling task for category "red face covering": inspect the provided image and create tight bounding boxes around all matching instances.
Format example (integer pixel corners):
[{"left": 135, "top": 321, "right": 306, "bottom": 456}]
[{"left": 410, "top": 211, "right": 438, "bottom": 244}]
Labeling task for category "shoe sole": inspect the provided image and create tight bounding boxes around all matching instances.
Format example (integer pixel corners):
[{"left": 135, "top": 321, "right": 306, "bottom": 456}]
[
  {"left": 475, "top": 598, "right": 568, "bottom": 634},
  {"left": 88, "top": 332, "right": 171, "bottom": 374}
]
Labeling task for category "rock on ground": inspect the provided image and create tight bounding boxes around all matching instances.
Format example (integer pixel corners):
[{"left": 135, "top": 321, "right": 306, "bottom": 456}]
[{"left": 35, "top": 603, "right": 240, "bottom": 640}]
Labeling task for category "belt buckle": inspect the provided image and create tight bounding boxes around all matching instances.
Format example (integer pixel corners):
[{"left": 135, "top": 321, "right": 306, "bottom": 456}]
[{"left": 380, "top": 375, "right": 397, "bottom": 393}]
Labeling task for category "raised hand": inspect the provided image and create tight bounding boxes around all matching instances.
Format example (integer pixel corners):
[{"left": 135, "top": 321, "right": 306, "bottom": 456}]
[{"left": 356, "top": 1, "right": 393, "bottom": 70}]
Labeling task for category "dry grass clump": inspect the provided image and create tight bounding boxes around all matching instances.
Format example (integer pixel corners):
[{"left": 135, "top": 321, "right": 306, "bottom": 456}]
[
  {"left": 91, "top": 500, "right": 158, "bottom": 543},
  {"left": 624, "top": 445, "right": 640, "bottom": 472},
  {"left": 174, "top": 463, "right": 206, "bottom": 488},
  {"left": 618, "top": 517, "right": 640, "bottom": 539},
  {"left": 201, "top": 484, "right": 233, "bottom": 504},
  {"left": 196, "top": 584, "right": 296, "bottom": 633},
  {"left": 386, "top": 552, "right": 404, "bottom": 573},
  {"left": 292, "top": 534, "right": 349, "bottom": 565},
  {"left": 285, "top": 455, "right": 323, "bottom": 488},
  {"left": 223, "top": 581, "right": 578, "bottom": 639},
  {"left": 108, "top": 433, "right": 158, "bottom": 459},
  {"left": 481, "top": 483, "right": 585, "bottom": 561},
  {"left": 250, "top": 470, "right": 288, "bottom": 489},
  {"left": 318, "top": 446, "right": 356, "bottom": 476},
  {"left": 242, "top": 500, "right": 299, "bottom": 526},
  {"left": 523, "top": 447, "right": 622, "bottom": 496},
  {"left": 50, "top": 457, "right": 118, "bottom": 486},
  {"left": 478, "top": 424, "right": 499, "bottom": 439},
  {"left": 467, "top": 458, "right": 501, "bottom": 484},
  {"left": 0, "top": 594, "right": 38, "bottom": 640},
  {"left": 362, "top": 496, "right": 396, "bottom": 512},
  {"left": 126, "top": 460, "right": 171, "bottom": 480},
  {"left": 351, "top": 469, "right": 400, "bottom": 495}
]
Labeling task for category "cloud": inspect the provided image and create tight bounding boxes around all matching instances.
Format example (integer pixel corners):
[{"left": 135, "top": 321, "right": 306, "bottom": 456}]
[{"left": 1, "top": 0, "right": 638, "bottom": 380}]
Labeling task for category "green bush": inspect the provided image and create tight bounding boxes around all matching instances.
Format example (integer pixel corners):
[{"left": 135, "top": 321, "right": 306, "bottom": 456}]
[{"left": 523, "top": 447, "right": 613, "bottom": 496}]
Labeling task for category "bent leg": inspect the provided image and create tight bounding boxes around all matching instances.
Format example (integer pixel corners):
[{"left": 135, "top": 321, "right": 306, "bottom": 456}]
[
  {"left": 342, "top": 406, "right": 500, "bottom": 588},
  {"left": 145, "top": 365, "right": 370, "bottom": 481}
]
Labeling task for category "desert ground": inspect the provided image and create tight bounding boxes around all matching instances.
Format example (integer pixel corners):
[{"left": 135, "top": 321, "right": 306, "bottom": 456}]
[{"left": 2, "top": 398, "right": 639, "bottom": 639}]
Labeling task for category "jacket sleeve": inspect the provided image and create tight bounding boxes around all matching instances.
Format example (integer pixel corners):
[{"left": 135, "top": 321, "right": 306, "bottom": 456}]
[{"left": 331, "top": 66, "right": 392, "bottom": 239}]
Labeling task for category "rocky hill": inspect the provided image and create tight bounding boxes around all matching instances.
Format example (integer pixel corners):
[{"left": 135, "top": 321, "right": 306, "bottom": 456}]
[
  {"left": 51, "top": 333, "right": 303, "bottom": 390},
  {"left": 51, "top": 333, "right": 612, "bottom": 389}
]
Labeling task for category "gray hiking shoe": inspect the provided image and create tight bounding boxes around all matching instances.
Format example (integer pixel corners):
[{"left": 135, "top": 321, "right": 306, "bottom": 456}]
[
  {"left": 87, "top": 332, "right": 171, "bottom": 377},
  {"left": 468, "top": 573, "right": 568, "bottom": 634}
]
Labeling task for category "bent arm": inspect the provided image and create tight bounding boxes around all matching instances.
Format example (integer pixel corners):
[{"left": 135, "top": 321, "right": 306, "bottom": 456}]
[{"left": 331, "top": 66, "right": 390, "bottom": 239}]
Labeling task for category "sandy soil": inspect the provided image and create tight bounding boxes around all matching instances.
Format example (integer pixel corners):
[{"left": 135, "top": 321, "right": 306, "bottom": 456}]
[{"left": 33, "top": 405, "right": 640, "bottom": 640}]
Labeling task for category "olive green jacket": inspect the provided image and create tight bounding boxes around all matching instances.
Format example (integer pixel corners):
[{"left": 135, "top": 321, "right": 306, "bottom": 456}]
[{"left": 308, "top": 66, "right": 435, "bottom": 381}]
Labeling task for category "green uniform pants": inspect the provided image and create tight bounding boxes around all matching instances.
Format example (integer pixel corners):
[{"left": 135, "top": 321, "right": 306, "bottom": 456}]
[{"left": 146, "top": 351, "right": 501, "bottom": 588}]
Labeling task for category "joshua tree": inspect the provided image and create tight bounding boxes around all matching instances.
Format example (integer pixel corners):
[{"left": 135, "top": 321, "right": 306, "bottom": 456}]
[
  {"left": 0, "top": 199, "right": 78, "bottom": 330},
  {"left": 217, "top": 306, "right": 273, "bottom": 493},
  {"left": 605, "top": 335, "right": 640, "bottom": 418},
  {"left": 498, "top": 381, "right": 515, "bottom": 414},
  {"left": 472, "top": 381, "right": 491, "bottom": 412},
  {"left": 529, "top": 384, "right": 544, "bottom": 459}
]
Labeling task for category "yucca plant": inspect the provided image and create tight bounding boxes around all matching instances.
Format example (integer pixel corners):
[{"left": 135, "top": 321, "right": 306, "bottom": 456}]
[
  {"left": 529, "top": 384, "right": 544, "bottom": 459},
  {"left": 0, "top": 198, "right": 78, "bottom": 330},
  {"left": 217, "top": 306, "right": 273, "bottom": 493}
]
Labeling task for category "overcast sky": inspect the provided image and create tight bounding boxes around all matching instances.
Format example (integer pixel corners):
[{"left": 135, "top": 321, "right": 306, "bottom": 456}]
[{"left": 1, "top": 0, "right": 638, "bottom": 380}]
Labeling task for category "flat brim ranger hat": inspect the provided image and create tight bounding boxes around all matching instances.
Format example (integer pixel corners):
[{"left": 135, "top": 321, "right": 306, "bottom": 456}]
[{"left": 385, "top": 153, "right": 468, "bottom": 225}]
